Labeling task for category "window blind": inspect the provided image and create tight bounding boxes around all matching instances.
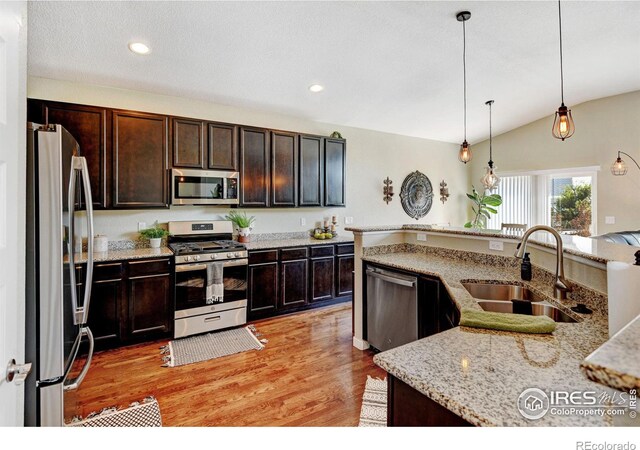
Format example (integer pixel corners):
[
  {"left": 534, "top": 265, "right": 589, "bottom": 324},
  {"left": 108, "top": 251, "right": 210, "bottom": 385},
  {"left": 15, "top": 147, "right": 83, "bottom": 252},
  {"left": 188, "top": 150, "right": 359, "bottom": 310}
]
[{"left": 486, "top": 175, "right": 533, "bottom": 231}]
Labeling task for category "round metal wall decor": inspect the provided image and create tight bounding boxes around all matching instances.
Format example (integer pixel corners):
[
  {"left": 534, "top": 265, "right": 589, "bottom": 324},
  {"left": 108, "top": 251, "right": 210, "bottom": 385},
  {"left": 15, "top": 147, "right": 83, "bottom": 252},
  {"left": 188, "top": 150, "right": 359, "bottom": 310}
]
[{"left": 400, "top": 171, "right": 434, "bottom": 220}]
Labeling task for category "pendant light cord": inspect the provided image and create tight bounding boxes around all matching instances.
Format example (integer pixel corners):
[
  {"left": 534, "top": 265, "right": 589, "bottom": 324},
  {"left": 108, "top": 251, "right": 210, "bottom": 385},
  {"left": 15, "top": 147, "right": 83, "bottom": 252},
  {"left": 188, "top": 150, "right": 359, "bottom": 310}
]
[
  {"left": 558, "top": 0, "right": 565, "bottom": 104},
  {"left": 463, "top": 18, "right": 467, "bottom": 141},
  {"left": 488, "top": 102, "right": 493, "bottom": 166}
]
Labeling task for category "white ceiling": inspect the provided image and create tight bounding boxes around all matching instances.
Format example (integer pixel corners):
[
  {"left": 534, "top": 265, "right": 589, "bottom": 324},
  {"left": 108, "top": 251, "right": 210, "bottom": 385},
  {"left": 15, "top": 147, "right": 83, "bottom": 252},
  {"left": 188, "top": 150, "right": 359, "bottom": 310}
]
[{"left": 27, "top": 1, "right": 640, "bottom": 144}]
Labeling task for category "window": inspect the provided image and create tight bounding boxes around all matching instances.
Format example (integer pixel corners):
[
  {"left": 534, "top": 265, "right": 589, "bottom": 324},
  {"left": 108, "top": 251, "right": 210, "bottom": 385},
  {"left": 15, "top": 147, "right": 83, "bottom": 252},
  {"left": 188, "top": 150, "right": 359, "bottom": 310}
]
[{"left": 487, "top": 167, "right": 598, "bottom": 236}]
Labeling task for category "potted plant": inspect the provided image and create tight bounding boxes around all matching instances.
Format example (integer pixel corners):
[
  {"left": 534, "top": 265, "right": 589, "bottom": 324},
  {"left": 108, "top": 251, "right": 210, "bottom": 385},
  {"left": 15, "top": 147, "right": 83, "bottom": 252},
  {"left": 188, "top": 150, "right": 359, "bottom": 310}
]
[
  {"left": 139, "top": 223, "right": 170, "bottom": 248},
  {"left": 464, "top": 186, "right": 503, "bottom": 229},
  {"left": 225, "top": 211, "right": 256, "bottom": 243}
]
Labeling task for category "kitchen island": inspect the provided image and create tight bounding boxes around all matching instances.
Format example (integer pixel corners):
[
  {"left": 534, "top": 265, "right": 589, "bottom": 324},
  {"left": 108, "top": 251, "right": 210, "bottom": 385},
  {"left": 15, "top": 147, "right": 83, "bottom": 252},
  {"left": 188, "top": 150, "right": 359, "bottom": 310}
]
[{"left": 348, "top": 225, "right": 639, "bottom": 427}]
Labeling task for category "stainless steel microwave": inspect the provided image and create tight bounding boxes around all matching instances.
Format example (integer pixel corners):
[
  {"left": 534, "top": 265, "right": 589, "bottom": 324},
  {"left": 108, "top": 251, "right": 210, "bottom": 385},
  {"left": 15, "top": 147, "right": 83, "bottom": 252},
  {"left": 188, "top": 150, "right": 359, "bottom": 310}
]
[{"left": 171, "top": 169, "right": 239, "bottom": 205}]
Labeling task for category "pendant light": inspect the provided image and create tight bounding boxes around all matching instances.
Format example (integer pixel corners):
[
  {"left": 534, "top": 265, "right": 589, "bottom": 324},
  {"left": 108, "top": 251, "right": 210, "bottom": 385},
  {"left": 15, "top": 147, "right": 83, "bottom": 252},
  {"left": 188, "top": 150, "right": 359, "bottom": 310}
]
[
  {"left": 480, "top": 100, "right": 500, "bottom": 192},
  {"left": 551, "top": 0, "right": 575, "bottom": 140},
  {"left": 611, "top": 151, "right": 640, "bottom": 176},
  {"left": 457, "top": 11, "right": 472, "bottom": 163}
]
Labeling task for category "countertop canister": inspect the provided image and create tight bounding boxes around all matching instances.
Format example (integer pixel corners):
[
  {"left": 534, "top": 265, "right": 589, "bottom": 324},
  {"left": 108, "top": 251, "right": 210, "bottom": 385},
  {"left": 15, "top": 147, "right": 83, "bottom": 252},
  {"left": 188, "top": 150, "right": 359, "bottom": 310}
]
[{"left": 94, "top": 234, "right": 109, "bottom": 253}]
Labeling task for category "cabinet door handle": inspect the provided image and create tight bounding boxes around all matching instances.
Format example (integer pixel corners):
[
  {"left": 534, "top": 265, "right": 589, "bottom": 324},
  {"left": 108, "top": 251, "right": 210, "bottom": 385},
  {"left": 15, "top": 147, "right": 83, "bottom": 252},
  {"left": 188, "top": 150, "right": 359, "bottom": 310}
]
[
  {"left": 128, "top": 259, "right": 170, "bottom": 265},
  {"left": 128, "top": 273, "right": 170, "bottom": 280},
  {"left": 94, "top": 278, "right": 123, "bottom": 284},
  {"left": 204, "top": 316, "right": 221, "bottom": 322}
]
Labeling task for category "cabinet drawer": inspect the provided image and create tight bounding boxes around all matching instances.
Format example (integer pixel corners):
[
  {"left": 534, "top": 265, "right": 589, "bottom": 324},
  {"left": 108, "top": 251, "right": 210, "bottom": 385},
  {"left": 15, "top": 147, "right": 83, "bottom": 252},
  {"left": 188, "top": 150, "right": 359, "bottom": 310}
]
[
  {"left": 249, "top": 250, "right": 278, "bottom": 264},
  {"left": 280, "top": 247, "right": 308, "bottom": 261},
  {"left": 310, "top": 245, "right": 335, "bottom": 257},
  {"left": 335, "top": 243, "right": 354, "bottom": 255},
  {"left": 93, "top": 262, "right": 123, "bottom": 281},
  {"left": 127, "top": 258, "right": 172, "bottom": 278},
  {"left": 175, "top": 307, "right": 247, "bottom": 338}
]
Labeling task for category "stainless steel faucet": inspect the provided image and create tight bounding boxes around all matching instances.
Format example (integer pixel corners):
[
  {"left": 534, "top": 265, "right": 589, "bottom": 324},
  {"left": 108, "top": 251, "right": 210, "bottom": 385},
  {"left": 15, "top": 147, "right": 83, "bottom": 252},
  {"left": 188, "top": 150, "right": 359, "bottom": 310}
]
[{"left": 514, "top": 225, "right": 572, "bottom": 301}]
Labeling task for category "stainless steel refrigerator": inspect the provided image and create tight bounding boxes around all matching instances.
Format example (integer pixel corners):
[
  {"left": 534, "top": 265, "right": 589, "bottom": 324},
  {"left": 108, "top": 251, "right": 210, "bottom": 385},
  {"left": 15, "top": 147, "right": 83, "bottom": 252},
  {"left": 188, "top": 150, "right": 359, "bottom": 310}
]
[{"left": 25, "top": 123, "right": 95, "bottom": 426}]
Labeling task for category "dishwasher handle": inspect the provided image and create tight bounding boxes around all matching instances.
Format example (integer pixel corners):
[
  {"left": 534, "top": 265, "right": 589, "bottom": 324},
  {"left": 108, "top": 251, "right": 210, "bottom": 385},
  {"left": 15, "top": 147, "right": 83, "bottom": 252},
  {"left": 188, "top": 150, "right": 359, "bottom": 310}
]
[{"left": 366, "top": 268, "right": 416, "bottom": 287}]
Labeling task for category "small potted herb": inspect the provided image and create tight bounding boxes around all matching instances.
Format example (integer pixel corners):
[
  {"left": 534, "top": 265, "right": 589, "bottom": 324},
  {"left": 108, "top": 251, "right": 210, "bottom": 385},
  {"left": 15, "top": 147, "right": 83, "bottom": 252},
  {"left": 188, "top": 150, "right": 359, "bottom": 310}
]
[
  {"left": 139, "top": 223, "right": 170, "bottom": 248},
  {"left": 225, "top": 211, "right": 256, "bottom": 243}
]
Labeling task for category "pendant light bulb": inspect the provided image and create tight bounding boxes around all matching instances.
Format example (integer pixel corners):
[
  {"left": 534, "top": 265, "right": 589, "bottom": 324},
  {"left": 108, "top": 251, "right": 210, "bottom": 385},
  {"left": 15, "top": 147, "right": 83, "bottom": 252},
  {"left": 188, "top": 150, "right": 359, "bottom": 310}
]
[
  {"left": 459, "top": 141, "right": 472, "bottom": 164},
  {"left": 481, "top": 100, "right": 500, "bottom": 192},
  {"left": 552, "top": 0, "right": 575, "bottom": 141},
  {"left": 456, "top": 11, "right": 472, "bottom": 164}
]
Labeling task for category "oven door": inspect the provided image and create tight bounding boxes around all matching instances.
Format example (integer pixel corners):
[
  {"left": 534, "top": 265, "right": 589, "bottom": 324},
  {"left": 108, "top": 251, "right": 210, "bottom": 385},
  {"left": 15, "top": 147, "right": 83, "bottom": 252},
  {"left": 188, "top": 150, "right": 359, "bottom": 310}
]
[
  {"left": 174, "top": 259, "right": 248, "bottom": 311},
  {"left": 171, "top": 169, "right": 239, "bottom": 205}
]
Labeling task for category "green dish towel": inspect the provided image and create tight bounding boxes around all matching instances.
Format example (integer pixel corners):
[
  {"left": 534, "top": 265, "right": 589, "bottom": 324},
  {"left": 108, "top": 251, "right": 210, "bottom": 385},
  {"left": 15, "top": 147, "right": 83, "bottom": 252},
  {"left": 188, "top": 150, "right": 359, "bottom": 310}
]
[{"left": 460, "top": 308, "right": 556, "bottom": 334}]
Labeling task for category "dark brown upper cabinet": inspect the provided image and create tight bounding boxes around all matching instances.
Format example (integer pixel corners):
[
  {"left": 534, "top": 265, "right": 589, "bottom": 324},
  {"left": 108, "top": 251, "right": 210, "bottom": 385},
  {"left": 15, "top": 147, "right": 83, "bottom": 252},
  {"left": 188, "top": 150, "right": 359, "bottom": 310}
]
[
  {"left": 28, "top": 99, "right": 109, "bottom": 209},
  {"left": 239, "top": 127, "right": 270, "bottom": 207},
  {"left": 324, "top": 138, "right": 346, "bottom": 207},
  {"left": 271, "top": 131, "right": 298, "bottom": 207},
  {"left": 299, "top": 135, "right": 323, "bottom": 207},
  {"left": 172, "top": 118, "right": 204, "bottom": 168},
  {"left": 208, "top": 122, "right": 238, "bottom": 171},
  {"left": 112, "top": 110, "right": 169, "bottom": 208}
]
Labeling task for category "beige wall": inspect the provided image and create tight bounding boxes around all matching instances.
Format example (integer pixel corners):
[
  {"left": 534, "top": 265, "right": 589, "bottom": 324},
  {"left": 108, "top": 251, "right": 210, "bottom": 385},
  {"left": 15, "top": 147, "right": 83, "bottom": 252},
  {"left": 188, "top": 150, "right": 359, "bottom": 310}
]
[
  {"left": 468, "top": 90, "right": 640, "bottom": 235},
  {"left": 28, "top": 76, "right": 468, "bottom": 239}
]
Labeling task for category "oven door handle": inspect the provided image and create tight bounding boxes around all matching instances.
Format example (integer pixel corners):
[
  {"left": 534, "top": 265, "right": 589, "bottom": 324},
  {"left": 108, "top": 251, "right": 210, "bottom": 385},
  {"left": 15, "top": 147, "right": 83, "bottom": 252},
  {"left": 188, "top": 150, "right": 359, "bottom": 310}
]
[{"left": 175, "top": 259, "right": 248, "bottom": 272}]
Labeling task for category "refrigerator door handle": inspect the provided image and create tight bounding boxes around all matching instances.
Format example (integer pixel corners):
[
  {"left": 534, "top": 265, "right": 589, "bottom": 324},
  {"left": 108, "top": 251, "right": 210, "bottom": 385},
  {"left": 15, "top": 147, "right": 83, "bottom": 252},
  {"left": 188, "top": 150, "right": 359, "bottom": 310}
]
[
  {"left": 63, "top": 327, "right": 94, "bottom": 392},
  {"left": 75, "top": 156, "right": 94, "bottom": 325},
  {"left": 67, "top": 158, "right": 80, "bottom": 324}
]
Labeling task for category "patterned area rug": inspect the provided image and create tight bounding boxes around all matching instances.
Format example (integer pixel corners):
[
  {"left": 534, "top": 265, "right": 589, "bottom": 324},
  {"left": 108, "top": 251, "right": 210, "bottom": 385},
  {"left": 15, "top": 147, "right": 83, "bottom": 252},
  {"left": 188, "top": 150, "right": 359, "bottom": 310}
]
[
  {"left": 66, "top": 397, "right": 162, "bottom": 427},
  {"left": 358, "top": 376, "right": 387, "bottom": 427},
  {"left": 161, "top": 325, "right": 265, "bottom": 367}
]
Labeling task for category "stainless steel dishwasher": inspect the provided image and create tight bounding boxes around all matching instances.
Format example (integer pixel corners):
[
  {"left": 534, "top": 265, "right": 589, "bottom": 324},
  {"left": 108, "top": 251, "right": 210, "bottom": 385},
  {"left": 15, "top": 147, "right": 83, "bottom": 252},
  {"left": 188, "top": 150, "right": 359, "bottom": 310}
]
[{"left": 366, "top": 266, "right": 418, "bottom": 352}]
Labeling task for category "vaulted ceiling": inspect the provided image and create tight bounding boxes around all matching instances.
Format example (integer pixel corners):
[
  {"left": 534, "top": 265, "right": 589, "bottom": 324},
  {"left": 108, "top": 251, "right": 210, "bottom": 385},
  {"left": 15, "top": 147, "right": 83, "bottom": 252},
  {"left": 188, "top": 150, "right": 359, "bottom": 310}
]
[{"left": 27, "top": 1, "right": 640, "bottom": 143}]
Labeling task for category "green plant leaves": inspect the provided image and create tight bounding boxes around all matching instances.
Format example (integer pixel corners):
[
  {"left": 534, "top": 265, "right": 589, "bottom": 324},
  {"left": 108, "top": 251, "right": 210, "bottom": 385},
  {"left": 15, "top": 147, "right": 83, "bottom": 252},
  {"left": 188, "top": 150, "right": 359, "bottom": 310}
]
[{"left": 465, "top": 185, "right": 502, "bottom": 230}]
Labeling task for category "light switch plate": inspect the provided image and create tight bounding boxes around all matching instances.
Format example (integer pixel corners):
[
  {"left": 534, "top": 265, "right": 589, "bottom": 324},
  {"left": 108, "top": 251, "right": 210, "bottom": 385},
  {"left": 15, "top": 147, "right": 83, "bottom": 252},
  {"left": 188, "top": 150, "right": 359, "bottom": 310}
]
[
  {"left": 345, "top": 217, "right": 354, "bottom": 225},
  {"left": 138, "top": 222, "right": 146, "bottom": 231},
  {"left": 489, "top": 240, "right": 504, "bottom": 251},
  {"left": 417, "top": 233, "right": 427, "bottom": 242},
  {"left": 300, "top": 218, "right": 306, "bottom": 226},
  {"left": 605, "top": 216, "right": 616, "bottom": 225}
]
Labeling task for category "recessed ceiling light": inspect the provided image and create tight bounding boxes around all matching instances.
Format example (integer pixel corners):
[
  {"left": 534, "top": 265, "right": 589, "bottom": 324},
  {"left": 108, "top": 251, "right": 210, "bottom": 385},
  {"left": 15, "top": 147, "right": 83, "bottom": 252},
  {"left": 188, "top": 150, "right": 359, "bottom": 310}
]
[
  {"left": 128, "top": 42, "right": 151, "bottom": 55},
  {"left": 309, "top": 84, "right": 324, "bottom": 93}
]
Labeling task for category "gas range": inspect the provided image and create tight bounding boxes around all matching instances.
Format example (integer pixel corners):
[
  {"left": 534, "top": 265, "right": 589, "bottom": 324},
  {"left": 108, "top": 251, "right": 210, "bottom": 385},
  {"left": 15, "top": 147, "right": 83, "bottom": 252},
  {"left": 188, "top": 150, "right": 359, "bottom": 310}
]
[
  {"left": 168, "top": 220, "right": 249, "bottom": 339},
  {"left": 167, "top": 221, "right": 248, "bottom": 264}
]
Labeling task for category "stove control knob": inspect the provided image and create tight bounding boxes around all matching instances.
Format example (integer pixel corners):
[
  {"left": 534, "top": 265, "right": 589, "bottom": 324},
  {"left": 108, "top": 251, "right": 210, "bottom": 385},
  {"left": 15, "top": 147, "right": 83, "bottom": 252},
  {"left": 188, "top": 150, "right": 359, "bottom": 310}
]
[
  {"left": 234, "top": 252, "right": 242, "bottom": 258},
  {"left": 185, "top": 256, "right": 192, "bottom": 262},
  {"left": 209, "top": 254, "right": 215, "bottom": 260},
  {"left": 227, "top": 252, "right": 235, "bottom": 259},
  {"left": 193, "top": 255, "right": 200, "bottom": 261}
]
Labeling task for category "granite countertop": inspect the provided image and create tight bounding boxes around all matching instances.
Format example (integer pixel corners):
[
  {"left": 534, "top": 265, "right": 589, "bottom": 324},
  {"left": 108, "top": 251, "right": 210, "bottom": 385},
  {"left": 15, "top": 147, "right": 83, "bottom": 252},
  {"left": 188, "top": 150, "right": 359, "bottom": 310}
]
[
  {"left": 364, "top": 249, "right": 635, "bottom": 426},
  {"left": 244, "top": 235, "right": 353, "bottom": 251},
  {"left": 346, "top": 224, "right": 638, "bottom": 265},
  {"left": 581, "top": 314, "right": 640, "bottom": 391},
  {"left": 66, "top": 247, "right": 174, "bottom": 264}
]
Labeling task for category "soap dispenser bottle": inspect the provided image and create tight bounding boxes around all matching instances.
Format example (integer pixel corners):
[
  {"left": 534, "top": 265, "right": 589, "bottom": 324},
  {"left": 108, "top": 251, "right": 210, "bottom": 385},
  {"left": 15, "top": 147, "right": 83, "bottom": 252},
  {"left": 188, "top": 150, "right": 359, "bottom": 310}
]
[{"left": 521, "top": 253, "right": 532, "bottom": 281}]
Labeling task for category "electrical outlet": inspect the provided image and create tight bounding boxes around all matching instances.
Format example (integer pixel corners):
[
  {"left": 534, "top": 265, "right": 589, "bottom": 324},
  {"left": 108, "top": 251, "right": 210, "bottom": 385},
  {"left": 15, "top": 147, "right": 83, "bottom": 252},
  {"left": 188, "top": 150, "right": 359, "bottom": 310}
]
[
  {"left": 137, "top": 222, "right": 147, "bottom": 231},
  {"left": 605, "top": 216, "right": 616, "bottom": 225},
  {"left": 417, "top": 233, "right": 427, "bottom": 242},
  {"left": 300, "top": 218, "right": 306, "bottom": 226},
  {"left": 345, "top": 217, "right": 354, "bottom": 225},
  {"left": 489, "top": 240, "right": 504, "bottom": 251}
]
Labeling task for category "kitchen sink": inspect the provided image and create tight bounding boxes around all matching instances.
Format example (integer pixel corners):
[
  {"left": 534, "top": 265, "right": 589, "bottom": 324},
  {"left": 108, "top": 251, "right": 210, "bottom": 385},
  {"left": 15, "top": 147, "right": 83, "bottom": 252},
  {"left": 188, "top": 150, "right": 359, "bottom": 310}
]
[
  {"left": 462, "top": 282, "right": 543, "bottom": 302},
  {"left": 477, "top": 300, "right": 577, "bottom": 323}
]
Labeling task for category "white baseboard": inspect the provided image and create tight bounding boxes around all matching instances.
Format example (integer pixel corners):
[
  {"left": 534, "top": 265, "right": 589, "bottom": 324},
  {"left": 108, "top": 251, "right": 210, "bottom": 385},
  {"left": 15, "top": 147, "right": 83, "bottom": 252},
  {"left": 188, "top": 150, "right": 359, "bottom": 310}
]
[{"left": 352, "top": 336, "right": 370, "bottom": 350}]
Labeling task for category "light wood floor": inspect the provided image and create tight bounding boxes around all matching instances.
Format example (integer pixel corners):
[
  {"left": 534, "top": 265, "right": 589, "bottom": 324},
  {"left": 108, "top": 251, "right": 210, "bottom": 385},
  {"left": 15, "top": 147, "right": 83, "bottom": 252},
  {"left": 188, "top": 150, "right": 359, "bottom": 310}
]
[{"left": 72, "top": 304, "right": 386, "bottom": 426}]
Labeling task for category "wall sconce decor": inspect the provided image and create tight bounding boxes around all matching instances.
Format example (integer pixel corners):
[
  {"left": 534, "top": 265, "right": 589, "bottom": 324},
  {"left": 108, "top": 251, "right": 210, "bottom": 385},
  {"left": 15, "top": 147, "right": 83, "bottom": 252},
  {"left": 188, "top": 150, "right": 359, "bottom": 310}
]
[
  {"left": 439, "top": 180, "right": 450, "bottom": 204},
  {"left": 383, "top": 177, "right": 394, "bottom": 204}
]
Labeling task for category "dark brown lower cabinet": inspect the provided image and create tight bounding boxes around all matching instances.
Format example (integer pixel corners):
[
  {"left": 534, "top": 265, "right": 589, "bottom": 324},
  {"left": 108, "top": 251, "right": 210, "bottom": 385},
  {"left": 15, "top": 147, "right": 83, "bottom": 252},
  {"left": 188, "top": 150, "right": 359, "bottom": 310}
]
[
  {"left": 280, "top": 259, "right": 308, "bottom": 309},
  {"left": 387, "top": 375, "right": 472, "bottom": 427},
  {"left": 335, "top": 254, "right": 354, "bottom": 297},
  {"left": 86, "top": 257, "right": 173, "bottom": 350},
  {"left": 128, "top": 272, "right": 172, "bottom": 339},
  {"left": 247, "top": 243, "right": 353, "bottom": 321},
  {"left": 248, "top": 262, "right": 279, "bottom": 316},
  {"left": 89, "top": 278, "right": 124, "bottom": 349},
  {"left": 310, "top": 257, "right": 334, "bottom": 302}
]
